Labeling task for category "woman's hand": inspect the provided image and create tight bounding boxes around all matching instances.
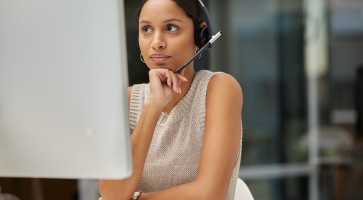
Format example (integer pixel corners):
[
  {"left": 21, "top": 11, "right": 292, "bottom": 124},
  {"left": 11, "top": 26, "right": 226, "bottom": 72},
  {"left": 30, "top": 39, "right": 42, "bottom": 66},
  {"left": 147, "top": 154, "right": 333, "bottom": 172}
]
[{"left": 148, "top": 68, "right": 187, "bottom": 108}]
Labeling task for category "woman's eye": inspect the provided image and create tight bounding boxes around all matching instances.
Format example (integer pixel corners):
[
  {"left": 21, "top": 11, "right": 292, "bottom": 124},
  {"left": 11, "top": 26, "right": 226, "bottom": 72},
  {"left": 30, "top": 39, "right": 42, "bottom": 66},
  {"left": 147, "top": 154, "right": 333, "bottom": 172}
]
[
  {"left": 167, "top": 25, "right": 177, "bottom": 32},
  {"left": 143, "top": 26, "right": 152, "bottom": 33}
]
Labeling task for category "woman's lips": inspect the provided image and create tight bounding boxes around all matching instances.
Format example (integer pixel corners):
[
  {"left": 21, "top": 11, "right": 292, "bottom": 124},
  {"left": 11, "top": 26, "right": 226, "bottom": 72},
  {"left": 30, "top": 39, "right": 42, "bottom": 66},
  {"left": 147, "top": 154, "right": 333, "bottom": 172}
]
[{"left": 150, "top": 53, "right": 171, "bottom": 62}]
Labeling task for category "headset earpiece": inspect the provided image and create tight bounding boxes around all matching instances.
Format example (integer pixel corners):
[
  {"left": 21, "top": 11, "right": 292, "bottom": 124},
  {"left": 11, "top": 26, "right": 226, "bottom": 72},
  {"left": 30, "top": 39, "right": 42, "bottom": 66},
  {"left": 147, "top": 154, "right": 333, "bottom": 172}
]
[{"left": 195, "top": 27, "right": 210, "bottom": 49}]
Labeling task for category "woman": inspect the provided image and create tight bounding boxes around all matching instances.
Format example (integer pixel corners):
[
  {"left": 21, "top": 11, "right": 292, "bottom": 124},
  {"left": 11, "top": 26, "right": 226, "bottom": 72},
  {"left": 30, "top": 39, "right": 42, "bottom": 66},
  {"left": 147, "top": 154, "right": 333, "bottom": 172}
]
[{"left": 98, "top": 0, "right": 243, "bottom": 199}]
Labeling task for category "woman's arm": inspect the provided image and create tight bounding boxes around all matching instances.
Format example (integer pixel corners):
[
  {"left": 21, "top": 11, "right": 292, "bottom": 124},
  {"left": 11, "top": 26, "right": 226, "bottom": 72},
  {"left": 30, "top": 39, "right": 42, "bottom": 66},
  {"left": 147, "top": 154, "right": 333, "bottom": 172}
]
[
  {"left": 139, "top": 73, "right": 243, "bottom": 200},
  {"left": 98, "top": 98, "right": 164, "bottom": 200},
  {"left": 99, "top": 69, "right": 187, "bottom": 200}
]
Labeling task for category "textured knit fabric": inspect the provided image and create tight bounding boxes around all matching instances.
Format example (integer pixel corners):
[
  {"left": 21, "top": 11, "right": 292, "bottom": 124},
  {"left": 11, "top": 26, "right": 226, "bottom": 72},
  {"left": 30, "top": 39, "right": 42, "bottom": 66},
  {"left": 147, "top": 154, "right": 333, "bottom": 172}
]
[{"left": 129, "top": 70, "right": 243, "bottom": 200}]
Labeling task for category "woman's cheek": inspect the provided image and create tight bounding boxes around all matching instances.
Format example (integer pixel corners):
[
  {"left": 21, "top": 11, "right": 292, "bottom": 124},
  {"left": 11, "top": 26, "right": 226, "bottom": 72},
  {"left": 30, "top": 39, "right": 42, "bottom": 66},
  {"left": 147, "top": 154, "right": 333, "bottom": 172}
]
[{"left": 139, "top": 37, "right": 149, "bottom": 50}]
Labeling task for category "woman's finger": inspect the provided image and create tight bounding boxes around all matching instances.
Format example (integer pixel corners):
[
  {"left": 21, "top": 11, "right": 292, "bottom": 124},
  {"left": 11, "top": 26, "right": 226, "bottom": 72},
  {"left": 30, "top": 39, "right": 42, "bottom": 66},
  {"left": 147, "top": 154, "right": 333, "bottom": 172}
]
[
  {"left": 154, "top": 69, "right": 172, "bottom": 88},
  {"left": 170, "top": 71, "right": 179, "bottom": 93},
  {"left": 167, "top": 70, "right": 174, "bottom": 88},
  {"left": 176, "top": 69, "right": 187, "bottom": 93},
  {"left": 176, "top": 73, "right": 187, "bottom": 82}
]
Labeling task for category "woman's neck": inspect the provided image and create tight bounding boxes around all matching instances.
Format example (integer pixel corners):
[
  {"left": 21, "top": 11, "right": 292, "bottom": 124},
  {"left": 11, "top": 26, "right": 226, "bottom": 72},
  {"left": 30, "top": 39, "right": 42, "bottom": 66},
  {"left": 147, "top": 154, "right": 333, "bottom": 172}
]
[{"left": 163, "top": 66, "right": 196, "bottom": 114}]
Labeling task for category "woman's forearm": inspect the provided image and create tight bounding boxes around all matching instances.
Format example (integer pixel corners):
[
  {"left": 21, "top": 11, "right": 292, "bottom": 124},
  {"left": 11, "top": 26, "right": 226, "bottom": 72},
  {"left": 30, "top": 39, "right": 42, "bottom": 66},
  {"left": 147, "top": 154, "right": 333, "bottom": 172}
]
[
  {"left": 99, "top": 98, "right": 165, "bottom": 200},
  {"left": 139, "top": 178, "right": 221, "bottom": 200}
]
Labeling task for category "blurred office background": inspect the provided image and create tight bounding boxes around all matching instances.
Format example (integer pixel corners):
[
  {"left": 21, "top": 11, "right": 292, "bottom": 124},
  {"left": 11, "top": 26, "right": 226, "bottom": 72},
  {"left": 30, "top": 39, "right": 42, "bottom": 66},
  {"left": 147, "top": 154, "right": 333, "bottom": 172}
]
[
  {"left": 127, "top": 0, "right": 363, "bottom": 199},
  {"left": 126, "top": 0, "right": 363, "bottom": 199},
  {"left": 1, "top": 0, "right": 363, "bottom": 199}
]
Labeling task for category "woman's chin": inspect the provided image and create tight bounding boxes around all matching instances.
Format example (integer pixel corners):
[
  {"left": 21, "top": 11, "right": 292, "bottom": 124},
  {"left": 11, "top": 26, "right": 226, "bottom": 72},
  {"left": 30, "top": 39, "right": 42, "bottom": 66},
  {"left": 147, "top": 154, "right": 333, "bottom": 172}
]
[{"left": 151, "top": 64, "right": 176, "bottom": 71}]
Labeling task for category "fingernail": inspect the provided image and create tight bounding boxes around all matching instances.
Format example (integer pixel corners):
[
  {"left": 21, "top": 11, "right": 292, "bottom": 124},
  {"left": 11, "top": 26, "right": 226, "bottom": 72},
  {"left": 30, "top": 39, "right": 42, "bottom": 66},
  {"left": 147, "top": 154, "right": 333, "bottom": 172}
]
[{"left": 183, "top": 77, "right": 187, "bottom": 81}]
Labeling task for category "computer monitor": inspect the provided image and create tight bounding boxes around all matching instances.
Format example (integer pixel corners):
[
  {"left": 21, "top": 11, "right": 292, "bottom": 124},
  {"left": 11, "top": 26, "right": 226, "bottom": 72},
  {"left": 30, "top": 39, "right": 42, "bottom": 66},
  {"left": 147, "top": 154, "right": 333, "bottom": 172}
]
[{"left": 0, "top": 0, "right": 132, "bottom": 179}]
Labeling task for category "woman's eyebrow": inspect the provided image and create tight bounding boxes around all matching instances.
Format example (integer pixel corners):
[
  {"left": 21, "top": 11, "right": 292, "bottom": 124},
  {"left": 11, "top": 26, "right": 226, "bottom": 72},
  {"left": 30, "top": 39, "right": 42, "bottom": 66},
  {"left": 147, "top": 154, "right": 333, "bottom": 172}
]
[
  {"left": 139, "top": 18, "right": 183, "bottom": 25},
  {"left": 163, "top": 18, "right": 183, "bottom": 23},
  {"left": 139, "top": 20, "right": 151, "bottom": 24}
]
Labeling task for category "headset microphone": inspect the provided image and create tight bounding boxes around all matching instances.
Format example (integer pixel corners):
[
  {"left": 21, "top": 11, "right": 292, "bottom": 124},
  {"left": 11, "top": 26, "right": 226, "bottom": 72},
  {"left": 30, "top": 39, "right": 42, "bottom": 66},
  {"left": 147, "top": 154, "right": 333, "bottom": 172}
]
[{"left": 176, "top": 31, "right": 222, "bottom": 73}]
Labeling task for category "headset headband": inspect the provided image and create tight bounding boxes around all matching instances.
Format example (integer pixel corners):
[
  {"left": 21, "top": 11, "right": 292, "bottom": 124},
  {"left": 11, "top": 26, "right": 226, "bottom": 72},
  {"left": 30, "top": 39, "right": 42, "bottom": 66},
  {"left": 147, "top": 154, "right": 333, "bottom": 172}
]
[
  {"left": 198, "top": 0, "right": 213, "bottom": 37},
  {"left": 198, "top": 0, "right": 214, "bottom": 48}
]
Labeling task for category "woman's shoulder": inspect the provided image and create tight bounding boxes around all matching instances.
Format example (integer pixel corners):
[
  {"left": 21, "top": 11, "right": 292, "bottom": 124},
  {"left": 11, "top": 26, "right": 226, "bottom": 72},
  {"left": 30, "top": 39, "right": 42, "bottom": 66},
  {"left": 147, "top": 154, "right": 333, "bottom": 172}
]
[
  {"left": 198, "top": 70, "right": 239, "bottom": 85},
  {"left": 199, "top": 70, "right": 242, "bottom": 94},
  {"left": 206, "top": 71, "right": 243, "bottom": 109},
  {"left": 209, "top": 71, "right": 241, "bottom": 89}
]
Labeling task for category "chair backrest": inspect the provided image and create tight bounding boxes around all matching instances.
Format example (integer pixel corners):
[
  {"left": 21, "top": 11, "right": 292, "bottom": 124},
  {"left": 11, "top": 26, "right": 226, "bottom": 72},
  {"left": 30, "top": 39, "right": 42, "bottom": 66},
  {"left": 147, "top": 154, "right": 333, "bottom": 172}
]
[{"left": 234, "top": 178, "right": 254, "bottom": 200}]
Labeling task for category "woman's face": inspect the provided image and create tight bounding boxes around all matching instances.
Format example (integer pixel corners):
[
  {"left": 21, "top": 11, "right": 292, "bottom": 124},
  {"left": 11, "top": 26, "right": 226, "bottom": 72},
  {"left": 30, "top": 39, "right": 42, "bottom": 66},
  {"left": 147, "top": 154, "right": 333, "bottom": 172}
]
[{"left": 138, "top": 0, "right": 197, "bottom": 71}]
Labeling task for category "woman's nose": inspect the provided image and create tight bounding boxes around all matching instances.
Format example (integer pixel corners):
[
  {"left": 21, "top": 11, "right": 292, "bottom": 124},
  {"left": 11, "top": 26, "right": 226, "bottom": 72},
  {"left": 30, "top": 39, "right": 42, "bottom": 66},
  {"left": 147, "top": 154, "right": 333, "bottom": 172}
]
[{"left": 151, "top": 32, "right": 166, "bottom": 50}]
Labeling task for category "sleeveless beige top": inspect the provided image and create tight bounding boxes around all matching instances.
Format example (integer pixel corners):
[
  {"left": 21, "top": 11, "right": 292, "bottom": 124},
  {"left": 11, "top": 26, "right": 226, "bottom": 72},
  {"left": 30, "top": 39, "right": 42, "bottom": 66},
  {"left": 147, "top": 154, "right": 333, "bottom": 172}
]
[{"left": 129, "top": 70, "right": 243, "bottom": 200}]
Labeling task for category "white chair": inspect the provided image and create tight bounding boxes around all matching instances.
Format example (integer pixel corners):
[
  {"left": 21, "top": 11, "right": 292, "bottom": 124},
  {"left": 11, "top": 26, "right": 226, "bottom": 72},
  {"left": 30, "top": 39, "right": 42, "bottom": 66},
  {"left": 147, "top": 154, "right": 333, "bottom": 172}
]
[
  {"left": 234, "top": 178, "right": 254, "bottom": 200},
  {"left": 0, "top": 194, "right": 20, "bottom": 200},
  {"left": 0, "top": 186, "right": 20, "bottom": 200}
]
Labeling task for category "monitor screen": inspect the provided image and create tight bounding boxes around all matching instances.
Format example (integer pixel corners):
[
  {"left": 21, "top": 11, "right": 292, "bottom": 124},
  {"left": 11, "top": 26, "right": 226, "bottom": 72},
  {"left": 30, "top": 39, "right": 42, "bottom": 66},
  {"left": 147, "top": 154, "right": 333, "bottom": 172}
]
[{"left": 0, "top": 0, "right": 132, "bottom": 179}]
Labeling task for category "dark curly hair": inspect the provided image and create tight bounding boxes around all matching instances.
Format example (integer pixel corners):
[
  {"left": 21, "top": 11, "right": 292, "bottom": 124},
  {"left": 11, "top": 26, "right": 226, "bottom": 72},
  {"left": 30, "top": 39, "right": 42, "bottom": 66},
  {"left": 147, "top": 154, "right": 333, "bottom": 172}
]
[{"left": 135, "top": 0, "right": 206, "bottom": 34}]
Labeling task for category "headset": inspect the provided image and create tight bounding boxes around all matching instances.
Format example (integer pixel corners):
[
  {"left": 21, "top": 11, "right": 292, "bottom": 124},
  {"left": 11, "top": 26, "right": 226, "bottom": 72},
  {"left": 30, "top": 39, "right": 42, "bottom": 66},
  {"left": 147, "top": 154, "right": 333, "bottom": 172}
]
[
  {"left": 195, "top": 0, "right": 214, "bottom": 49},
  {"left": 176, "top": 0, "right": 221, "bottom": 73}
]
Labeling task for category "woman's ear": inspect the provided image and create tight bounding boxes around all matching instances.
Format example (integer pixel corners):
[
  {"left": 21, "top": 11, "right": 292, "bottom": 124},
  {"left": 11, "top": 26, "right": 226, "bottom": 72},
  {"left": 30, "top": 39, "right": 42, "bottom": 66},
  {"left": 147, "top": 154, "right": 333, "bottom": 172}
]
[{"left": 199, "top": 22, "right": 207, "bottom": 28}]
